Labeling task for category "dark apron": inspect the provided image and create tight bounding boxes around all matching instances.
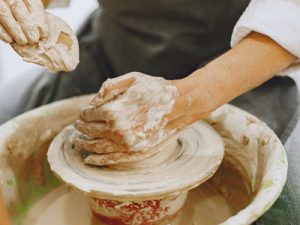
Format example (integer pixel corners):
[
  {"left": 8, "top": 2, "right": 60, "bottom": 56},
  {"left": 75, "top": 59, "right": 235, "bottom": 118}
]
[{"left": 0, "top": 0, "right": 299, "bottom": 224}]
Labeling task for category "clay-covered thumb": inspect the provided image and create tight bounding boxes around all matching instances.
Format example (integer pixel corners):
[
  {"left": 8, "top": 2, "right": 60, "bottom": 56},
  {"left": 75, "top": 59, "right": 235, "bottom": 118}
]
[{"left": 90, "top": 76, "right": 136, "bottom": 107}]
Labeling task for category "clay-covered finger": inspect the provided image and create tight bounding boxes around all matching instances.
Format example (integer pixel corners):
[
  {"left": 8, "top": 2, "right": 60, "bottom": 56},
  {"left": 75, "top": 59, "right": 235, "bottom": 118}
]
[
  {"left": 0, "top": 24, "right": 13, "bottom": 43},
  {"left": 82, "top": 135, "right": 166, "bottom": 166},
  {"left": 0, "top": 0, "right": 27, "bottom": 44},
  {"left": 80, "top": 106, "right": 110, "bottom": 122},
  {"left": 90, "top": 76, "right": 136, "bottom": 106},
  {"left": 74, "top": 120, "right": 121, "bottom": 142},
  {"left": 84, "top": 152, "right": 145, "bottom": 166},
  {"left": 90, "top": 88, "right": 126, "bottom": 107},
  {"left": 24, "top": 0, "right": 49, "bottom": 38},
  {"left": 74, "top": 138, "right": 125, "bottom": 154},
  {"left": 7, "top": 0, "right": 39, "bottom": 44},
  {"left": 74, "top": 120, "right": 109, "bottom": 137},
  {"left": 74, "top": 120, "right": 125, "bottom": 144}
]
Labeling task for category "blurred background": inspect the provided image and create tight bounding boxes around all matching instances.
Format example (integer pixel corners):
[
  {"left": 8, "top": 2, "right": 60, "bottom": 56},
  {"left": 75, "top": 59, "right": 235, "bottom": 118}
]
[{"left": 0, "top": 0, "right": 98, "bottom": 82}]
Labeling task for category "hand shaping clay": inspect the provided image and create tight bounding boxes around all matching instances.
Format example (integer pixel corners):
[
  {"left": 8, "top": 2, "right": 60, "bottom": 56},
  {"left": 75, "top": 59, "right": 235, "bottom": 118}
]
[
  {"left": 48, "top": 121, "right": 224, "bottom": 200},
  {"left": 74, "top": 73, "right": 179, "bottom": 166},
  {"left": 12, "top": 12, "right": 79, "bottom": 72}
]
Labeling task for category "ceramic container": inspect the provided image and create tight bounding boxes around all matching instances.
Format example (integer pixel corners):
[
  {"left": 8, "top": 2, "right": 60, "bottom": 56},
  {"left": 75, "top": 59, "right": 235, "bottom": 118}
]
[{"left": 89, "top": 193, "right": 187, "bottom": 225}]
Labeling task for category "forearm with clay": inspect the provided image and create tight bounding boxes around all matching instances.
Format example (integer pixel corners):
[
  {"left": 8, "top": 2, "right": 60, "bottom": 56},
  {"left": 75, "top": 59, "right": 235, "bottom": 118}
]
[
  {"left": 171, "top": 32, "right": 296, "bottom": 128},
  {"left": 73, "top": 32, "right": 296, "bottom": 166}
]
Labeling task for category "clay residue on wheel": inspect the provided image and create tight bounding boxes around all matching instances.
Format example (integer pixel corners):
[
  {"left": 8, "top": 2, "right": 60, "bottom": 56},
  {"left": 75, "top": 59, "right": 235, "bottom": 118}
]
[
  {"left": 3, "top": 116, "right": 70, "bottom": 221},
  {"left": 0, "top": 96, "right": 89, "bottom": 223},
  {"left": 179, "top": 160, "right": 252, "bottom": 225}
]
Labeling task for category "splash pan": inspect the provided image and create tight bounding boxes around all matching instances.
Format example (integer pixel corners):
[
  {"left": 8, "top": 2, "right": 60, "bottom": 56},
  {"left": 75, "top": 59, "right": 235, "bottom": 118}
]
[{"left": 0, "top": 95, "right": 287, "bottom": 225}]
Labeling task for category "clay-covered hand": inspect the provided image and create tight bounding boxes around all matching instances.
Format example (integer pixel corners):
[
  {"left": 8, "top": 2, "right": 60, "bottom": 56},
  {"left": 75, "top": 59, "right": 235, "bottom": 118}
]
[
  {"left": 0, "top": 0, "right": 48, "bottom": 45},
  {"left": 12, "top": 12, "right": 79, "bottom": 72},
  {"left": 0, "top": 0, "right": 79, "bottom": 72},
  {"left": 74, "top": 72, "right": 188, "bottom": 166}
]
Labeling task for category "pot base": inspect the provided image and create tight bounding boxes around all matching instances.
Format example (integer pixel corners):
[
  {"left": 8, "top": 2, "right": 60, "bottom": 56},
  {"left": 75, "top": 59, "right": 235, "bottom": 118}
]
[
  {"left": 23, "top": 161, "right": 251, "bottom": 225},
  {"left": 89, "top": 192, "right": 187, "bottom": 225}
]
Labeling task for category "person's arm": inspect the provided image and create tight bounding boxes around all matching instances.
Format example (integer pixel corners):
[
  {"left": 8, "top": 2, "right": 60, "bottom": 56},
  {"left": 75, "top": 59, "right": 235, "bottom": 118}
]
[
  {"left": 168, "top": 31, "right": 296, "bottom": 128},
  {"left": 73, "top": 31, "right": 296, "bottom": 166}
]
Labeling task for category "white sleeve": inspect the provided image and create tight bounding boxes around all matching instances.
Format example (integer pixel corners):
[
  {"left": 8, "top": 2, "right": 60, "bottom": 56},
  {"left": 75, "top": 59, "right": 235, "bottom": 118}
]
[{"left": 231, "top": 0, "right": 300, "bottom": 76}]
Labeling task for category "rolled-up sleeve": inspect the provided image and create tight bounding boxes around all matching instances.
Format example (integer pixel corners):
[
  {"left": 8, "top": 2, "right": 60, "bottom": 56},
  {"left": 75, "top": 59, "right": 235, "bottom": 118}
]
[{"left": 231, "top": 0, "right": 300, "bottom": 76}]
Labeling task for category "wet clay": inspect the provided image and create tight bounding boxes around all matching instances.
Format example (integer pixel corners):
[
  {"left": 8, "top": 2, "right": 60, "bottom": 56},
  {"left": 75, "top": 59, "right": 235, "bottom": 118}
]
[
  {"left": 12, "top": 12, "right": 79, "bottom": 72},
  {"left": 23, "top": 159, "right": 251, "bottom": 225},
  {"left": 74, "top": 73, "right": 179, "bottom": 166}
]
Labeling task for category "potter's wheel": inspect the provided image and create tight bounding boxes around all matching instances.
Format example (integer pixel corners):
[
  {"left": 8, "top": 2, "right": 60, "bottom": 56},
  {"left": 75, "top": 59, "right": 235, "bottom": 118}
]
[
  {"left": 48, "top": 121, "right": 224, "bottom": 200},
  {"left": 0, "top": 93, "right": 288, "bottom": 225}
]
